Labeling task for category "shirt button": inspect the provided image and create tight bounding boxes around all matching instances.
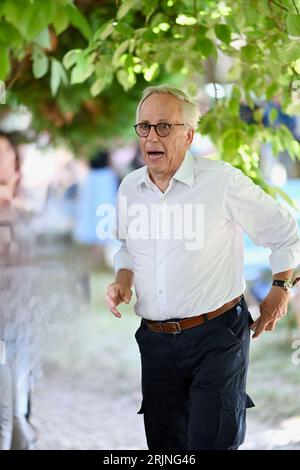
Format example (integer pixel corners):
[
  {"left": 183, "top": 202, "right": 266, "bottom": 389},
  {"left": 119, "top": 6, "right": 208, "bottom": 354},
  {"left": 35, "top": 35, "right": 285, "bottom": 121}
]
[{"left": 159, "top": 290, "right": 163, "bottom": 294}]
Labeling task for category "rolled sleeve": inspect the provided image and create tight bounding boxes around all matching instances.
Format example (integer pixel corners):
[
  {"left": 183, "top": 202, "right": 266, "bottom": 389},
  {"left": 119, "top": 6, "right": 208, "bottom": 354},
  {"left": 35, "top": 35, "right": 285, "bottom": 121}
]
[
  {"left": 114, "top": 241, "right": 133, "bottom": 275},
  {"left": 224, "top": 169, "right": 300, "bottom": 274}
]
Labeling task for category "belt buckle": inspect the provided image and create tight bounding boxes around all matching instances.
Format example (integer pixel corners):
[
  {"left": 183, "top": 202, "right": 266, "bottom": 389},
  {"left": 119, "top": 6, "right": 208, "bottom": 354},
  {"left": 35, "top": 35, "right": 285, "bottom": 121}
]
[{"left": 165, "top": 321, "right": 181, "bottom": 334}]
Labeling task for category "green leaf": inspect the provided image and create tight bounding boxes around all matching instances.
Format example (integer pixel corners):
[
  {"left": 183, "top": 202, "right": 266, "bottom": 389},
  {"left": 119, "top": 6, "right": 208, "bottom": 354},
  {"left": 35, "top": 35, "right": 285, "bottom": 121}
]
[
  {"left": 176, "top": 14, "right": 197, "bottom": 26},
  {"left": 228, "top": 97, "right": 239, "bottom": 116},
  {"left": 282, "top": 42, "right": 300, "bottom": 63},
  {"left": 13, "top": 0, "right": 55, "bottom": 41},
  {"left": 112, "top": 40, "right": 130, "bottom": 67},
  {"left": 151, "top": 13, "right": 169, "bottom": 27},
  {"left": 227, "top": 62, "right": 242, "bottom": 81},
  {"left": 34, "top": 28, "right": 51, "bottom": 49},
  {"left": 286, "top": 13, "right": 300, "bottom": 37},
  {"left": 115, "top": 22, "right": 134, "bottom": 38},
  {"left": 269, "top": 44, "right": 280, "bottom": 62},
  {"left": 223, "top": 129, "right": 244, "bottom": 155},
  {"left": 116, "top": 68, "right": 136, "bottom": 91},
  {"left": 231, "top": 85, "right": 241, "bottom": 102},
  {"left": 285, "top": 102, "right": 300, "bottom": 115},
  {"left": 117, "top": 0, "right": 139, "bottom": 20},
  {"left": 214, "top": 24, "right": 231, "bottom": 45},
  {"left": 51, "top": 59, "right": 61, "bottom": 96},
  {"left": 294, "top": 58, "right": 300, "bottom": 74},
  {"left": 66, "top": 4, "right": 91, "bottom": 41},
  {"left": 154, "top": 45, "right": 171, "bottom": 62},
  {"left": 52, "top": 5, "right": 69, "bottom": 35},
  {"left": 283, "top": 136, "right": 300, "bottom": 161},
  {"left": 241, "top": 44, "right": 257, "bottom": 62},
  {"left": 94, "top": 56, "right": 114, "bottom": 80},
  {"left": 141, "top": 29, "right": 157, "bottom": 41},
  {"left": 144, "top": 0, "right": 159, "bottom": 18},
  {"left": 269, "top": 107, "right": 278, "bottom": 124},
  {"left": 90, "top": 78, "right": 106, "bottom": 97},
  {"left": 0, "top": 21, "right": 22, "bottom": 45},
  {"left": 0, "top": 46, "right": 10, "bottom": 80},
  {"left": 198, "top": 113, "right": 213, "bottom": 135},
  {"left": 196, "top": 37, "right": 217, "bottom": 59},
  {"left": 92, "top": 60, "right": 113, "bottom": 93},
  {"left": 245, "top": 70, "right": 259, "bottom": 90},
  {"left": 166, "top": 56, "right": 185, "bottom": 73},
  {"left": 93, "top": 21, "right": 115, "bottom": 41},
  {"left": 63, "top": 49, "right": 82, "bottom": 70},
  {"left": 71, "top": 63, "right": 94, "bottom": 84},
  {"left": 253, "top": 108, "right": 264, "bottom": 122},
  {"left": 143, "top": 62, "right": 159, "bottom": 81},
  {"left": 270, "top": 134, "right": 281, "bottom": 156},
  {"left": 51, "top": 58, "right": 67, "bottom": 96},
  {"left": 0, "top": 81, "right": 5, "bottom": 104},
  {"left": 1, "top": 0, "right": 19, "bottom": 24},
  {"left": 266, "top": 83, "right": 278, "bottom": 100},
  {"left": 124, "top": 53, "right": 134, "bottom": 68},
  {"left": 32, "top": 47, "right": 49, "bottom": 78}
]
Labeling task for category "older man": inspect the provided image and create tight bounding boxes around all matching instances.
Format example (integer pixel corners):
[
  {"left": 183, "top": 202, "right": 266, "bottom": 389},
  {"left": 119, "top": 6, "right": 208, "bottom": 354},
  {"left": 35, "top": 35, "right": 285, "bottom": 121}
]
[{"left": 106, "top": 85, "right": 300, "bottom": 450}]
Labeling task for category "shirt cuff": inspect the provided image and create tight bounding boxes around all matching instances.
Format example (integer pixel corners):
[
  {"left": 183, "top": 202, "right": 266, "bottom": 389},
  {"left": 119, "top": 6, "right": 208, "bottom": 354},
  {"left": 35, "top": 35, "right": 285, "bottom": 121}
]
[
  {"left": 269, "top": 246, "right": 300, "bottom": 275},
  {"left": 114, "top": 249, "right": 134, "bottom": 275}
]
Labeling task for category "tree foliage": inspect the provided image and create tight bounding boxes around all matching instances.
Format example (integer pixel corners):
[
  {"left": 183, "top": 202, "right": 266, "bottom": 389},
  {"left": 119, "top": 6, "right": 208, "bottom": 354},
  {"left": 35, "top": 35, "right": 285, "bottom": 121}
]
[{"left": 0, "top": 0, "right": 299, "bottom": 190}]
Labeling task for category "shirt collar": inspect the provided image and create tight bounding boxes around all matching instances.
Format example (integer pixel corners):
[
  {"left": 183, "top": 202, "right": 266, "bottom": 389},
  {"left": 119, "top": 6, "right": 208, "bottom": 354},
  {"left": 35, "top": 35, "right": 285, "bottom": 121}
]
[{"left": 137, "top": 152, "right": 195, "bottom": 190}]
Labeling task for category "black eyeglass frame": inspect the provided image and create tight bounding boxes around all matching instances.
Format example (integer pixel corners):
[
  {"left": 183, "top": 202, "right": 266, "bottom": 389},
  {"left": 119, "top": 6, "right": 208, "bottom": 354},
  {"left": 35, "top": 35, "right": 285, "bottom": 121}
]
[{"left": 134, "top": 122, "right": 186, "bottom": 138}]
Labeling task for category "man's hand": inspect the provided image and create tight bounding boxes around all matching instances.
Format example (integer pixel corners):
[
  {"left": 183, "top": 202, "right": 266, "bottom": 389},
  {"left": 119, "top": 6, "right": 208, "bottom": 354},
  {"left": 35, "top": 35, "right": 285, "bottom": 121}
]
[
  {"left": 106, "top": 275, "right": 133, "bottom": 318},
  {"left": 106, "top": 269, "right": 134, "bottom": 318},
  {"left": 251, "top": 287, "right": 289, "bottom": 338}
]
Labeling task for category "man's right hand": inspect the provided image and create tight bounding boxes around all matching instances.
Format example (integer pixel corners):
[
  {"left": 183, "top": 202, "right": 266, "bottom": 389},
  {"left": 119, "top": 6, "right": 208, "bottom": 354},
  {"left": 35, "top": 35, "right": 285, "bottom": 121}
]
[{"left": 106, "top": 282, "right": 132, "bottom": 318}]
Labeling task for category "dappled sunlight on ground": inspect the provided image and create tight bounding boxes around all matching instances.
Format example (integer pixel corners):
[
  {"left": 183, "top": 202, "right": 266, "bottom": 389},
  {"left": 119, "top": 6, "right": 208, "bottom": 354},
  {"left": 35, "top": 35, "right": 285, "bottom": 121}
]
[
  {"left": 262, "top": 417, "right": 300, "bottom": 448},
  {"left": 29, "top": 269, "right": 300, "bottom": 450}
]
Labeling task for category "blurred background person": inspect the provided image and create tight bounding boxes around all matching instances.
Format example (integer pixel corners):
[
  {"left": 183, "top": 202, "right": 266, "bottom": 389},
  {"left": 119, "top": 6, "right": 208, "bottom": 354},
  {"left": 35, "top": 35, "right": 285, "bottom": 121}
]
[
  {"left": 73, "top": 150, "right": 120, "bottom": 270},
  {"left": 0, "top": 131, "right": 36, "bottom": 450}
]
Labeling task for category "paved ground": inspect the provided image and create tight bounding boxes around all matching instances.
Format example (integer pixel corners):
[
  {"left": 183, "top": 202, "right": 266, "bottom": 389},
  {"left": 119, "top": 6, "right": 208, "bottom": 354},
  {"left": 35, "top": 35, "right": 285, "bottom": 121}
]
[
  {"left": 30, "top": 303, "right": 300, "bottom": 451},
  {"left": 31, "top": 366, "right": 300, "bottom": 450}
]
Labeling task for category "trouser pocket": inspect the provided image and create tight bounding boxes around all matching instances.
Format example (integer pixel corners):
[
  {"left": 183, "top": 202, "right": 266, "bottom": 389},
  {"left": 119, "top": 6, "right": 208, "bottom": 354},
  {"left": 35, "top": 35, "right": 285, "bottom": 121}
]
[
  {"left": 213, "top": 388, "right": 255, "bottom": 450},
  {"left": 219, "top": 298, "right": 250, "bottom": 343}
]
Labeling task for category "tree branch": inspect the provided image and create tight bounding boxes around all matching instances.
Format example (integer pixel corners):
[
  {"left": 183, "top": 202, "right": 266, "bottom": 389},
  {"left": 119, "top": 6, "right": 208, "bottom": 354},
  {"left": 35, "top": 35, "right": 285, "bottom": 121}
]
[
  {"left": 269, "top": 0, "right": 289, "bottom": 12},
  {"left": 292, "top": 0, "right": 300, "bottom": 15},
  {"left": 268, "top": 0, "right": 286, "bottom": 30}
]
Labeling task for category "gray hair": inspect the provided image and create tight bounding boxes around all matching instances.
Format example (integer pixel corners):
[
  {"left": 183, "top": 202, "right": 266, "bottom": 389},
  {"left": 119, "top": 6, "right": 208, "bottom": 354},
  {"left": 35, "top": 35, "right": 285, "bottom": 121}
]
[{"left": 136, "top": 84, "right": 200, "bottom": 130}]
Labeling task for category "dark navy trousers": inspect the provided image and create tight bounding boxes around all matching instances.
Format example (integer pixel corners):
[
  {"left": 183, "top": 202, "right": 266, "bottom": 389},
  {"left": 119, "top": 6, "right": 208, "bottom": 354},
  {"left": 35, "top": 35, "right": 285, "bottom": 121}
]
[{"left": 135, "top": 295, "right": 255, "bottom": 450}]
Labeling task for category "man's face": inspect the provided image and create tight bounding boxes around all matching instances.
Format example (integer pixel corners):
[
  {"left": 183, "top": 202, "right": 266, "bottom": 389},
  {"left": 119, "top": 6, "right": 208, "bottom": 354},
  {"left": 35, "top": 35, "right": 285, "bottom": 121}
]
[{"left": 137, "top": 93, "right": 194, "bottom": 178}]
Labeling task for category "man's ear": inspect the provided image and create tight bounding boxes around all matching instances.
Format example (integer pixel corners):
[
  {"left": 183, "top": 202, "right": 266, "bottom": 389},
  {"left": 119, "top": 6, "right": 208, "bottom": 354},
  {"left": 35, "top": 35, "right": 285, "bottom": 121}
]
[{"left": 186, "top": 128, "right": 194, "bottom": 146}]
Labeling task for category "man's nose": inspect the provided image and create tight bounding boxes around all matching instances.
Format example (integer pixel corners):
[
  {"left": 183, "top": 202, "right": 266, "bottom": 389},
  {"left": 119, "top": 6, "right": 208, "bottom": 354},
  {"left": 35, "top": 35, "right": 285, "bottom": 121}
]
[{"left": 147, "top": 126, "right": 159, "bottom": 141}]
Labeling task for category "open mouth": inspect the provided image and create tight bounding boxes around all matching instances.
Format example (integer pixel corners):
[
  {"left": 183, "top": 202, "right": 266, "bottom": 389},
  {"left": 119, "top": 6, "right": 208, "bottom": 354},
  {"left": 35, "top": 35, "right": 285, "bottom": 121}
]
[{"left": 147, "top": 151, "right": 164, "bottom": 160}]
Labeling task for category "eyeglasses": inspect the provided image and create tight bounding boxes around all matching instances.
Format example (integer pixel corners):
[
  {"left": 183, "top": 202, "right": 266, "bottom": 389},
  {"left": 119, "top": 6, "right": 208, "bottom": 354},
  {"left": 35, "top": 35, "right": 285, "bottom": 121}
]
[{"left": 134, "top": 122, "right": 185, "bottom": 138}]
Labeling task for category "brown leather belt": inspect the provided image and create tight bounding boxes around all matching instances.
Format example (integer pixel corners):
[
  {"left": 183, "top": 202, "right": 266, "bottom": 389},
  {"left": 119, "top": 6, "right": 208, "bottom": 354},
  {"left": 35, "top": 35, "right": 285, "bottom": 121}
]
[{"left": 143, "top": 295, "right": 242, "bottom": 334}]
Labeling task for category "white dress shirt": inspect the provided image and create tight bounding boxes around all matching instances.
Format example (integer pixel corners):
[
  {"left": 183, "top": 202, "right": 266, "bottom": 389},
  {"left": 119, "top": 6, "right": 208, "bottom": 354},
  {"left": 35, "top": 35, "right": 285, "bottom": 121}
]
[{"left": 114, "top": 152, "right": 300, "bottom": 320}]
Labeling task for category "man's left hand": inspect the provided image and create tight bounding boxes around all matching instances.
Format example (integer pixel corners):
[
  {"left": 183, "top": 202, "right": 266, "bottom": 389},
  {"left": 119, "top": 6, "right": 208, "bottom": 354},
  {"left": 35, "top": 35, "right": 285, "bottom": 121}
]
[{"left": 251, "top": 287, "right": 289, "bottom": 339}]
